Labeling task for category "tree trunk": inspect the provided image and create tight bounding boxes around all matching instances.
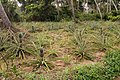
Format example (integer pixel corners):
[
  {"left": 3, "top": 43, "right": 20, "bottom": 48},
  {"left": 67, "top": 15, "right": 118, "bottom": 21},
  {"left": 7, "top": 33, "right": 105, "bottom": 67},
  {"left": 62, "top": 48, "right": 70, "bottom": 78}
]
[
  {"left": 86, "top": 0, "right": 89, "bottom": 13},
  {"left": 111, "top": 0, "right": 118, "bottom": 12},
  {"left": 107, "top": 0, "right": 109, "bottom": 13},
  {"left": 94, "top": 0, "right": 102, "bottom": 20},
  {"left": 77, "top": 0, "right": 80, "bottom": 10},
  {"left": 110, "top": 0, "right": 112, "bottom": 13},
  {"left": 0, "top": 2, "right": 18, "bottom": 32},
  {"left": 66, "top": 0, "right": 71, "bottom": 9},
  {"left": 0, "top": 2, "right": 12, "bottom": 29},
  {"left": 71, "top": 0, "right": 75, "bottom": 21},
  {"left": 56, "top": 0, "right": 60, "bottom": 21}
]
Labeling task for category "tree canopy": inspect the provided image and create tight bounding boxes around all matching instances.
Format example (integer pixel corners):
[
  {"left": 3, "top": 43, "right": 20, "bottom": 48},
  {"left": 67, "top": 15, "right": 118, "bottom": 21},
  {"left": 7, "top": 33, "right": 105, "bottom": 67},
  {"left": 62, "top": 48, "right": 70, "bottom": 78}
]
[{"left": 1, "top": 0, "right": 120, "bottom": 22}]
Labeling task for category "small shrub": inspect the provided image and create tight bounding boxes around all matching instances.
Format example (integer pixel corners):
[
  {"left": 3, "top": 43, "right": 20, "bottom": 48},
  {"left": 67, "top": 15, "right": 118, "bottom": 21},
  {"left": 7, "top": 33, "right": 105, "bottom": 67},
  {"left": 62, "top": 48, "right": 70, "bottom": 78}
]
[
  {"left": 103, "top": 11, "right": 120, "bottom": 21},
  {"left": 76, "top": 13, "right": 100, "bottom": 21},
  {"left": 104, "top": 50, "right": 120, "bottom": 79},
  {"left": 67, "top": 49, "right": 120, "bottom": 80},
  {"left": 72, "top": 64, "right": 106, "bottom": 80}
]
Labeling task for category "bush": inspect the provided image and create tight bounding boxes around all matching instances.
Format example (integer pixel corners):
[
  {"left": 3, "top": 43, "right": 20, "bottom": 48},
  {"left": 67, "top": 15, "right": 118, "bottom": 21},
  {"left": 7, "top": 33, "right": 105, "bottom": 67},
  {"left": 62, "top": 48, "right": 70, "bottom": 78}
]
[
  {"left": 103, "top": 11, "right": 120, "bottom": 21},
  {"left": 24, "top": 4, "right": 58, "bottom": 21},
  {"left": 70, "top": 64, "right": 106, "bottom": 80},
  {"left": 76, "top": 12, "right": 100, "bottom": 21},
  {"left": 104, "top": 50, "right": 120, "bottom": 79},
  {"left": 60, "top": 6, "right": 72, "bottom": 21},
  {"left": 108, "top": 15, "right": 120, "bottom": 21},
  {"left": 68, "top": 49, "right": 120, "bottom": 80}
]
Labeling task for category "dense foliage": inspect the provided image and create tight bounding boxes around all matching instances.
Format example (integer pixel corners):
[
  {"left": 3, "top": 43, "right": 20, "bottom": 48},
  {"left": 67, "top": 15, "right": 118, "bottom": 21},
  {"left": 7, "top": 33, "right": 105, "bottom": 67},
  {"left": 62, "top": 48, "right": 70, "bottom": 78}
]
[
  {"left": 1, "top": 0, "right": 120, "bottom": 21},
  {"left": 68, "top": 49, "right": 120, "bottom": 80}
]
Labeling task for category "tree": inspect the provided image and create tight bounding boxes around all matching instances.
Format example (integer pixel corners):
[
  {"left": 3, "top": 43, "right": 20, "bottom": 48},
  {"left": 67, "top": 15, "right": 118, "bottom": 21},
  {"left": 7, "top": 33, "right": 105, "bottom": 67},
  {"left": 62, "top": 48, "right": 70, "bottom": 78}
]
[
  {"left": 71, "top": 0, "right": 75, "bottom": 21},
  {"left": 56, "top": 0, "right": 60, "bottom": 21},
  {"left": 18, "top": 0, "right": 26, "bottom": 11},
  {"left": 94, "top": 0, "right": 102, "bottom": 20},
  {"left": 0, "top": 2, "right": 12, "bottom": 29},
  {"left": 0, "top": 1, "right": 18, "bottom": 32},
  {"left": 111, "top": 0, "right": 118, "bottom": 12}
]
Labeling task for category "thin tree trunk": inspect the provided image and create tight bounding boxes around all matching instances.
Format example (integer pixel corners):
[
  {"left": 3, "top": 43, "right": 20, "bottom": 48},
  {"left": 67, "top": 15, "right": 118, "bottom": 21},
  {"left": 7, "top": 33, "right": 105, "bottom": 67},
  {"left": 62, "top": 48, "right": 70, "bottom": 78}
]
[
  {"left": 83, "top": 0, "right": 85, "bottom": 12},
  {"left": 110, "top": 0, "right": 112, "bottom": 13},
  {"left": 77, "top": 0, "right": 80, "bottom": 10},
  {"left": 94, "top": 0, "right": 102, "bottom": 20},
  {"left": 86, "top": 0, "right": 88, "bottom": 13},
  {"left": 107, "top": 0, "right": 109, "bottom": 13},
  {"left": 56, "top": 0, "right": 60, "bottom": 21},
  {"left": 111, "top": 0, "right": 118, "bottom": 12},
  {"left": 66, "top": 0, "right": 71, "bottom": 9},
  {"left": 71, "top": 0, "right": 75, "bottom": 21}
]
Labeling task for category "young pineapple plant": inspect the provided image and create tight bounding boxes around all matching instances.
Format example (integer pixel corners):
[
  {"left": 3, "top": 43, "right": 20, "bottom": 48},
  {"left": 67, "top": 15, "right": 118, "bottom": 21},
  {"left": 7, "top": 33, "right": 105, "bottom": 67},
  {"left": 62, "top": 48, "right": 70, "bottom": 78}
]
[
  {"left": 73, "top": 28, "right": 95, "bottom": 60},
  {"left": 47, "top": 49, "right": 58, "bottom": 58},
  {"left": 31, "top": 34, "right": 54, "bottom": 71},
  {"left": 65, "top": 22, "right": 76, "bottom": 33},
  {"left": 28, "top": 26, "right": 36, "bottom": 33},
  {"left": 108, "top": 25, "right": 120, "bottom": 45},
  {"left": 0, "top": 30, "right": 9, "bottom": 52},
  {"left": 0, "top": 30, "right": 10, "bottom": 70},
  {"left": 92, "top": 27, "right": 114, "bottom": 52},
  {"left": 5, "top": 32, "right": 31, "bottom": 59},
  {"left": 31, "top": 42, "right": 54, "bottom": 71}
]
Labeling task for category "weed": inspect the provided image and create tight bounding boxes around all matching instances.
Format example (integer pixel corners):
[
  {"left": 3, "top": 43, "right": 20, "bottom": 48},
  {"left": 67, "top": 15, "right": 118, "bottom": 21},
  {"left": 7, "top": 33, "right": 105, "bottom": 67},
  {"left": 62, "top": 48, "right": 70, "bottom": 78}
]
[{"left": 63, "top": 55, "right": 72, "bottom": 65}]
